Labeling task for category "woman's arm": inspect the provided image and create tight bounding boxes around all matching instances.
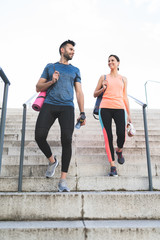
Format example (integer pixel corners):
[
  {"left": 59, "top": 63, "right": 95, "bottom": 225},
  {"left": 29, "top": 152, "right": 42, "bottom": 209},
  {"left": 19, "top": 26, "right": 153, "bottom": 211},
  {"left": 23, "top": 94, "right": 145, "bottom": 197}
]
[
  {"left": 93, "top": 75, "right": 107, "bottom": 98},
  {"left": 123, "top": 76, "right": 131, "bottom": 123}
]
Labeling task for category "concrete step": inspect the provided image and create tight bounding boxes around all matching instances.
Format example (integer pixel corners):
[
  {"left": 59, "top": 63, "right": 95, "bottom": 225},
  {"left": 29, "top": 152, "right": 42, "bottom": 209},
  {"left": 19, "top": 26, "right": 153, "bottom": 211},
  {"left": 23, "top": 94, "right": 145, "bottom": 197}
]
[
  {"left": 29, "top": 110, "right": 160, "bottom": 118},
  {"left": 2, "top": 153, "right": 160, "bottom": 165},
  {"left": 5, "top": 119, "right": 160, "bottom": 128},
  {"left": 0, "top": 192, "right": 160, "bottom": 220},
  {"left": 76, "top": 162, "right": 159, "bottom": 177},
  {"left": 2, "top": 139, "right": 160, "bottom": 148},
  {"left": 0, "top": 160, "right": 159, "bottom": 177},
  {"left": 4, "top": 131, "right": 160, "bottom": 144},
  {"left": 3, "top": 146, "right": 63, "bottom": 156},
  {"left": 4, "top": 125, "right": 160, "bottom": 138},
  {"left": 0, "top": 163, "right": 76, "bottom": 178},
  {"left": 4, "top": 132, "right": 160, "bottom": 142},
  {"left": 6, "top": 117, "right": 160, "bottom": 126},
  {"left": 75, "top": 139, "right": 159, "bottom": 148},
  {"left": 1, "top": 148, "right": 159, "bottom": 180},
  {"left": 0, "top": 220, "right": 160, "bottom": 240},
  {"left": 76, "top": 176, "right": 160, "bottom": 191},
  {"left": 5, "top": 107, "right": 160, "bottom": 116},
  {"left": 0, "top": 176, "right": 159, "bottom": 191},
  {"left": 2, "top": 144, "right": 160, "bottom": 156},
  {"left": 76, "top": 146, "right": 159, "bottom": 155}
]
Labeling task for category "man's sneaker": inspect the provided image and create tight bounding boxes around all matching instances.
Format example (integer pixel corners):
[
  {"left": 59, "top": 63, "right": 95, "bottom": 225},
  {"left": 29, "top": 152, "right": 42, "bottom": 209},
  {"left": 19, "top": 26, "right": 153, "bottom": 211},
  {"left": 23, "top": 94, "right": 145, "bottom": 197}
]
[
  {"left": 58, "top": 179, "right": 70, "bottom": 192},
  {"left": 108, "top": 166, "right": 118, "bottom": 177},
  {"left": 116, "top": 151, "right": 125, "bottom": 165},
  {"left": 45, "top": 156, "right": 58, "bottom": 178}
]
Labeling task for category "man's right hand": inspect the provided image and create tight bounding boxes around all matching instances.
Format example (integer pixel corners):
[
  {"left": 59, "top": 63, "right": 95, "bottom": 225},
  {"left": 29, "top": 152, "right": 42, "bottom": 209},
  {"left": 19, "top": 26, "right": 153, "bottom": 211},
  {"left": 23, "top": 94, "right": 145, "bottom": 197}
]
[{"left": 52, "top": 71, "right": 60, "bottom": 83}]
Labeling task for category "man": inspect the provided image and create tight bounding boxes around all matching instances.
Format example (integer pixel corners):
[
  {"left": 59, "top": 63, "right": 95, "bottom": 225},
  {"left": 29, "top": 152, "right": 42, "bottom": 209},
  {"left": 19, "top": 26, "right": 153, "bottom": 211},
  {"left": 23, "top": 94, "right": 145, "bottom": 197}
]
[{"left": 35, "top": 40, "right": 86, "bottom": 192}]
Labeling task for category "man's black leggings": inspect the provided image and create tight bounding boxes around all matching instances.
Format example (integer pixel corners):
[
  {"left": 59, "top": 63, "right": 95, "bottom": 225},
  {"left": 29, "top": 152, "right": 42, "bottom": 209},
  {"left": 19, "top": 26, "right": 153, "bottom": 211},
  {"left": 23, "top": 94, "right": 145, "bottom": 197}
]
[{"left": 35, "top": 103, "right": 74, "bottom": 173}]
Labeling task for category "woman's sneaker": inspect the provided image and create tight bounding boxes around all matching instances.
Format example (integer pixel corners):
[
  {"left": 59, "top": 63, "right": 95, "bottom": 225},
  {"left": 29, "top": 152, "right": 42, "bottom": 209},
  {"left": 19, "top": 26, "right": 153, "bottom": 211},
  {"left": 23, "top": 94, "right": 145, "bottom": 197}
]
[
  {"left": 45, "top": 156, "right": 58, "bottom": 178},
  {"left": 58, "top": 179, "right": 70, "bottom": 192},
  {"left": 116, "top": 151, "right": 125, "bottom": 165},
  {"left": 108, "top": 166, "right": 118, "bottom": 177}
]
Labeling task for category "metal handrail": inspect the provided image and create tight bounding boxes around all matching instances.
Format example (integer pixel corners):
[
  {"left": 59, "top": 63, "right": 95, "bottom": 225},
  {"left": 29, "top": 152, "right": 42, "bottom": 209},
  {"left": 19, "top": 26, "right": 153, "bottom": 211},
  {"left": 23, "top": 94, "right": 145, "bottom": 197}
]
[
  {"left": 18, "top": 93, "right": 37, "bottom": 192},
  {"left": 144, "top": 80, "right": 160, "bottom": 107},
  {"left": 128, "top": 94, "right": 152, "bottom": 191},
  {"left": 18, "top": 93, "right": 153, "bottom": 191},
  {"left": 0, "top": 68, "right": 11, "bottom": 173}
]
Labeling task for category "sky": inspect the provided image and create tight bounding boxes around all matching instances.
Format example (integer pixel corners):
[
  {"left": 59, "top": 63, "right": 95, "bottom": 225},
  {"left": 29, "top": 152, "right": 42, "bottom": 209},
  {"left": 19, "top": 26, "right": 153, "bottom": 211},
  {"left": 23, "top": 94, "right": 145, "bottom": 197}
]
[{"left": 0, "top": 0, "right": 160, "bottom": 110}]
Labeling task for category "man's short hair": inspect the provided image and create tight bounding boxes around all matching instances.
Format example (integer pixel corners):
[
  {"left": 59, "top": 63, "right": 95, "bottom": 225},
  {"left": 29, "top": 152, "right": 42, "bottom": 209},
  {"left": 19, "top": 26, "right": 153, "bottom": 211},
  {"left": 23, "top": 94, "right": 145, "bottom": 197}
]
[{"left": 59, "top": 40, "right": 76, "bottom": 55}]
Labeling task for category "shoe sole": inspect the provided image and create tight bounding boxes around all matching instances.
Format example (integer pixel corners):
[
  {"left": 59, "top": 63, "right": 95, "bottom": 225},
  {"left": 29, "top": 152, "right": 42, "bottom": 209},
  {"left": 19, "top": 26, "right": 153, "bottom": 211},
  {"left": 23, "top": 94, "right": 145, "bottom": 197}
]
[
  {"left": 108, "top": 174, "right": 118, "bottom": 177},
  {"left": 45, "top": 162, "right": 59, "bottom": 178},
  {"left": 58, "top": 189, "right": 70, "bottom": 192},
  {"left": 118, "top": 159, "right": 125, "bottom": 164}
]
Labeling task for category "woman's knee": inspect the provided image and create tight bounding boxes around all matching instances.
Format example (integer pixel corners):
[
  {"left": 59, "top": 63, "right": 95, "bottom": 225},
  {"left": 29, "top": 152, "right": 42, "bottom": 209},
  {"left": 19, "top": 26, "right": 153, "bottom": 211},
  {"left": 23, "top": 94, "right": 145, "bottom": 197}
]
[{"left": 117, "top": 132, "right": 125, "bottom": 148}]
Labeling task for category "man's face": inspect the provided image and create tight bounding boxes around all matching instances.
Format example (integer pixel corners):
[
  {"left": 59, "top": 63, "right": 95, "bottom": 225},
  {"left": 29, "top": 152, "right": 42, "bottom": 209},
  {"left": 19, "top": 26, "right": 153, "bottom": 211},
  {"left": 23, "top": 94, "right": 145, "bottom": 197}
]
[{"left": 62, "top": 43, "right": 75, "bottom": 60}]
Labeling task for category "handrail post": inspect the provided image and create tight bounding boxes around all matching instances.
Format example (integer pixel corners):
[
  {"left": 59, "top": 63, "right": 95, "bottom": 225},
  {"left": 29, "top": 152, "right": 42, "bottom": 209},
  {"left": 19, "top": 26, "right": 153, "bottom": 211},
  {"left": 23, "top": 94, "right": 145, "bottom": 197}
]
[
  {"left": 128, "top": 94, "right": 153, "bottom": 191},
  {"left": 18, "top": 93, "right": 37, "bottom": 192},
  {"left": 18, "top": 104, "right": 27, "bottom": 192},
  {"left": 142, "top": 104, "right": 153, "bottom": 191},
  {"left": 0, "top": 83, "right": 9, "bottom": 173},
  {"left": 144, "top": 81, "right": 148, "bottom": 108},
  {"left": 144, "top": 80, "right": 160, "bottom": 108}
]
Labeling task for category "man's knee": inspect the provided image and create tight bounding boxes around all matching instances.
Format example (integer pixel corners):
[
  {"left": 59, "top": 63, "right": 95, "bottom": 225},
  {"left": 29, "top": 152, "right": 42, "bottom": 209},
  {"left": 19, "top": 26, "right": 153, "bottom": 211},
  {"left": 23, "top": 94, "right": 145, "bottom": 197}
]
[
  {"left": 61, "top": 130, "right": 72, "bottom": 146},
  {"left": 35, "top": 128, "right": 48, "bottom": 143}
]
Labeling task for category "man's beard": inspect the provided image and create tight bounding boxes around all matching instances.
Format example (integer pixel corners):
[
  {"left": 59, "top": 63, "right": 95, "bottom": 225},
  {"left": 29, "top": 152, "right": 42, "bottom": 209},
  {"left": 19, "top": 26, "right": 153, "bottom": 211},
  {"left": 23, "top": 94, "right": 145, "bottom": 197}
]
[{"left": 63, "top": 52, "right": 73, "bottom": 61}]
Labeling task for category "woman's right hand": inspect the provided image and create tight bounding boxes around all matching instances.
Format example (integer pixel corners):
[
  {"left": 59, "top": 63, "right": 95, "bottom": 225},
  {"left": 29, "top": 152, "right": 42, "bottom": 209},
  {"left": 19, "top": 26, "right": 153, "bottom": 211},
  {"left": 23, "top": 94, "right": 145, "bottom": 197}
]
[
  {"left": 94, "top": 75, "right": 107, "bottom": 98},
  {"left": 102, "top": 79, "right": 107, "bottom": 91}
]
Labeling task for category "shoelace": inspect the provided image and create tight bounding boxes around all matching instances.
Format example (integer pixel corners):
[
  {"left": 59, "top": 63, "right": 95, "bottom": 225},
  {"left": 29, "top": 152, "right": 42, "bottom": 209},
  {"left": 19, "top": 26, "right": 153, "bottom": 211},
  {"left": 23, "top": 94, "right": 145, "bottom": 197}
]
[{"left": 117, "top": 152, "right": 122, "bottom": 158}]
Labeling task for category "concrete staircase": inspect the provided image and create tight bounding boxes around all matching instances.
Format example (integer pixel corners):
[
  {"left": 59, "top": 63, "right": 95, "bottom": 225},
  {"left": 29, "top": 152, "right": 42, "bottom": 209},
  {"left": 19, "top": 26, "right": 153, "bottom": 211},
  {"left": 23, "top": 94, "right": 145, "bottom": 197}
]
[{"left": 0, "top": 108, "right": 160, "bottom": 239}]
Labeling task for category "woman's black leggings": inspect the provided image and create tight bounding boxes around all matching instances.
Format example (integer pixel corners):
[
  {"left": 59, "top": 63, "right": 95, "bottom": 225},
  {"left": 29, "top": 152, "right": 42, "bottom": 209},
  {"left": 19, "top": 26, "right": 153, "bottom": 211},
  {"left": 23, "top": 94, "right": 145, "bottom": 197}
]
[
  {"left": 35, "top": 103, "right": 74, "bottom": 173},
  {"left": 99, "top": 108, "right": 126, "bottom": 162}
]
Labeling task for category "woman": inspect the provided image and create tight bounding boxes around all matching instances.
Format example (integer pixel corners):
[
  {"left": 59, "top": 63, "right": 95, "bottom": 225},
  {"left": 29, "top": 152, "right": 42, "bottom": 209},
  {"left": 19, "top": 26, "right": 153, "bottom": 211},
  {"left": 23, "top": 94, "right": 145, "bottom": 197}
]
[{"left": 93, "top": 54, "right": 131, "bottom": 176}]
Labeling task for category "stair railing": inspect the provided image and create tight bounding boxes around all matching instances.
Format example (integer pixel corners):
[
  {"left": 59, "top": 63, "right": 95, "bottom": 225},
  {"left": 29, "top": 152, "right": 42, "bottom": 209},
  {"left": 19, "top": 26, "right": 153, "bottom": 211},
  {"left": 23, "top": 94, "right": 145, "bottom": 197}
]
[
  {"left": 18, "top": 93, "right": 37, "bottom": 192},
  {"left": 18, "top": 93, "right": 153, "bottom": 191},
  {"left": 144, "top": 80, "right": 160, "bottom": 108},
  {"left": 0, "top": 68, "right": 11, "bottom": 173},
  {"left": 128, "top": 94, "right": 152, "bottom": 191}
]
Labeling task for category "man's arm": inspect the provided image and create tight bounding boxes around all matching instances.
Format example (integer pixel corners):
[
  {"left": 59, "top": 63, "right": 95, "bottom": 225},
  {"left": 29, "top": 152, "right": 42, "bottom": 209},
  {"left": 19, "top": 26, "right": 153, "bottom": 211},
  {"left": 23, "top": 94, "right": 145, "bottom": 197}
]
[
  {"left": 36, "top": 71, "right": 60, "bottom": 92},
  {"left": 75, "top": 82, "right": 84, "bottom": 113},
  {"left": 36, "top": 78, "right": 52, "bottom": 92},
  {"left": 75, "top": 82, "right": 86, "bottom": 126}
]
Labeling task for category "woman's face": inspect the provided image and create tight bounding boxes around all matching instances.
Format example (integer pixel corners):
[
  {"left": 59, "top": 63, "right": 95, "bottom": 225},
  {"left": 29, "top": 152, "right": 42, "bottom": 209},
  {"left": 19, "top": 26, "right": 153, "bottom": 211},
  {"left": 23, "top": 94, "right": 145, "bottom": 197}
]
[{"left": 108, "top": 56, "right": 119, "bottom": 70}]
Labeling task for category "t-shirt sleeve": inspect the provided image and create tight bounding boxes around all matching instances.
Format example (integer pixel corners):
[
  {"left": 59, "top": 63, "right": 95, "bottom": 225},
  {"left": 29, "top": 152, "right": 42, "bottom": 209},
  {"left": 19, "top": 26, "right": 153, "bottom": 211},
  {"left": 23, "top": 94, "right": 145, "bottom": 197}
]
[
  {"left": 75, "top": 68, "right": 81, "bottom": 83},
  {"left": 40, "top": 65, "right": 49, "bottom": 80}
]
